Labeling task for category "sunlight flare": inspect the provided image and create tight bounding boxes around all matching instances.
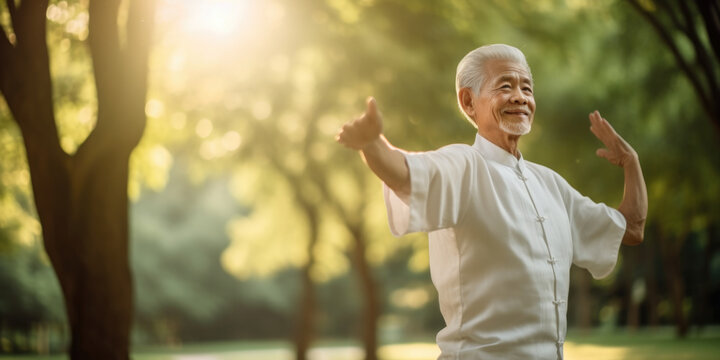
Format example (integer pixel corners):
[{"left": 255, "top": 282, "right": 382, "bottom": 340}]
[{"left": 180, "top": 0, "right": 251, "bottom": 36}]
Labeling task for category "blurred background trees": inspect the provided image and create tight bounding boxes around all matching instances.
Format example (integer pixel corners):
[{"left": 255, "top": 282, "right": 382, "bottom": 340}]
[
  {"left": 1, "top": 0, "right": 155, "bottom": 357},
  {"left": 1, "top": 0, "right": 718, "bottom": 358}
]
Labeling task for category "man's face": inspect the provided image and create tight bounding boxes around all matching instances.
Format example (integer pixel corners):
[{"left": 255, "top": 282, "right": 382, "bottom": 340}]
[{"left": 472, "top": 59, "right": 535, "bottom": 136}]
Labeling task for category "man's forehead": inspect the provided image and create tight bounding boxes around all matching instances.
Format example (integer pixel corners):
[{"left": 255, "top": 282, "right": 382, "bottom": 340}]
[
  {"left": 485, "top": 59, "right": 533, "bottom": 83},
  {"left": 496, "top": 73, "right": 533, "bottom": 84}
]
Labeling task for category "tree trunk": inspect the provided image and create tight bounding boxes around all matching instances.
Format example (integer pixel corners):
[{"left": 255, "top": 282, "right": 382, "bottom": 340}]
[
  {"left": 695, "top": 225, "right": 717, "bottom": 331},
  {"left": 64, "top": 154, "right": 134, "bottom": 359},
  {"left": 349, "top": 225, "right": 380, "bottom": 360},
  {"left": 571, "top": 267, "right": 592, "bottom": 329},
  {"left": 16, "top": 86, "right": 135, "bottom": 360},
  {"left": 0, "top": 1, "right": 155, "bottom": 358},
  {"left": 668, "top": 258, "right": 689, "bottom": 337},
  {"left": 294, "top": 204, "right": 320, "bottom": 360},
  {"left": 644, "top": 232, "right": 659, "bottom": 327},
  {"left": 295, "top": 264, "right": 315, "bottom": 360},
  {"left": 658, "top": 231, "right": 689, "bottom": 338},
  {"left": 623, "top": 246, "right": 640, "bottom": 330}
]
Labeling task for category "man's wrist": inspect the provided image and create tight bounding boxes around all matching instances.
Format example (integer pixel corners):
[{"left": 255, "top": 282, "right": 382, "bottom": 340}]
[
  {"left": 622, "top": 152, "right": 640, "bottom": 169},
  {"left": 360, "top": 134, "right": 384, "bottom": 153}
]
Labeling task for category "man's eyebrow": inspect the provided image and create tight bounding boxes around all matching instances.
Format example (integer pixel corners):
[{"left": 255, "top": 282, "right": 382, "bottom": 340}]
[{"left": 495, "top": 74, "right": 533, "bottom": 85}]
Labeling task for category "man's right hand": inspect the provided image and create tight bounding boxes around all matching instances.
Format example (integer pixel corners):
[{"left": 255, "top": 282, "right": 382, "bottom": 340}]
[
  {"left": 335, "top": 96, "right": 410, "bottom": 200},
  {"left": 336, "top": 97, "right": 383, "bottom": 150}
]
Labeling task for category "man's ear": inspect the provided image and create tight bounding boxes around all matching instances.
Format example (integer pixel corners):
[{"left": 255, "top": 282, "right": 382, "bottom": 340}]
[{"left": 458, "top": 87, "right": 475, "bottom": 119}]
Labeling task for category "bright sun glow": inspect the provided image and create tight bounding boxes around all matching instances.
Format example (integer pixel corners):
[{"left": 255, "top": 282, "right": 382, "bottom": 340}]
[
  {"left": 182, "top": 0, "right": 251, "bottom": 36},
  {"left": 158, "top": 0, "right": 285, "bottom": 46}
]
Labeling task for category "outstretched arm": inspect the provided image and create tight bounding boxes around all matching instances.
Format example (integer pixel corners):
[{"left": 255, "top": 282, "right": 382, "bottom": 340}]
[
  {"left": 336, "top": 97, "right": 411, "bottom": 200},
  {"left": 589, "top": 111, "right": 648, "bottom": 246}
]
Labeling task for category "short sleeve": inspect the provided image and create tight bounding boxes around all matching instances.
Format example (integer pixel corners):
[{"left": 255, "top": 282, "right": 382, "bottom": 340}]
[
  {"left": 556, "top": 174, "right": 627, "bottom": 279},
  {"left": 384, "top": 145, "right": 474, "bottom": 237}
]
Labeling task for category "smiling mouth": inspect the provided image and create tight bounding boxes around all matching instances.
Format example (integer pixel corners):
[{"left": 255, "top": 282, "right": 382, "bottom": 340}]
[{"left": 504, "top": 109, "right": 529, "bottom": 116}]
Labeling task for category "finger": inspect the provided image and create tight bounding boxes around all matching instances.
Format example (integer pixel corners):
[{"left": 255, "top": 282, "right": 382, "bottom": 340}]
[
  {"left": 596, "top": 148, "right": 611, "bottom": 159},
  {"left": 337, "top": 125, "right": 352, "bottom": 139},
  {"left": 589, "top": 111, "right": 602, "bottom": 132},
  {"left": 589, "top": 112, "right": 599, "bottom": 131},
  {"left": 344, "top": 121, "right": 357, "bottom": 131},
  {"left": 590, "top": 111, "right": 615, "bottom": 144},
  {"left": 592, "top": 111, "right": 610, "bottom": 134},
  {"left": 366, "top": 96, "right": 378, "bottom": 118},
  {"left": 600, "top": 117, "right": 619, "bottom": 137},
  {"left": 594, "top": 112, "right": 617, "bottom": 135},
  {"left": 589, "top": 112, "right": 605, "bottom": 140}
]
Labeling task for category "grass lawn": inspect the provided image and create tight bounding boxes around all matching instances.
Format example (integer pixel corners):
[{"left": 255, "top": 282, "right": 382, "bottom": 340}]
[
  {"left": 2, "top": 327, "right": 719, "bottom": 360},
  {"left": 562, "top": 327, "right": 720, "bottom": 360}
]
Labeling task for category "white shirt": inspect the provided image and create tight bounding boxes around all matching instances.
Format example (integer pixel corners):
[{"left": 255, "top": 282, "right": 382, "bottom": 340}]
[{"left": 383, "top": 133, "right": 626, "bottom": 360}]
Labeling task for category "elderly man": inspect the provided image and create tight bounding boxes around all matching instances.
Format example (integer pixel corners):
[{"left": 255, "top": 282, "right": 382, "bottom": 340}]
[{"left": 336, "top": 44, "right": 647, "bottom": 359}]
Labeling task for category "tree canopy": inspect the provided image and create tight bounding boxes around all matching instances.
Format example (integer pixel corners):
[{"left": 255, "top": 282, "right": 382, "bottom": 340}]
[{"left": 1, "top": 0, "right": 719, "bottom": 356}]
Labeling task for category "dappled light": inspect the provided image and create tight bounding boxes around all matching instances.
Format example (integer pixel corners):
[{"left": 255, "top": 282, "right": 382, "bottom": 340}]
[
  {"left": 563, "top": 342, "right": 629, "bottom": 359},
  {"left": 390, "top": 286, "right": 433, "bottom": 310},
  {"left": 1, "top": 0, "right": 719, "bottom": 358},
  {"left": 222, "top": 200, "right": 310, "bottom": 279}
]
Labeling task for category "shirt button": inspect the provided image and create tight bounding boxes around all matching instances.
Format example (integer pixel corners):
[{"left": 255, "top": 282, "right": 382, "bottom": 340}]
[
  {"left": 557, "top": 339, "right": 564, "bottom": 346},
  {"left": 518, "top": 174, "right": 528, "bottom": 181},
  {"left": 547, "top": 257, "right": 557, "bottom": 265},
  {"left": 553, "top": 299, "right": 566, "bottom": 306},
  {"left": 536, "top": 216, "right": 546, "bottom": 222}
]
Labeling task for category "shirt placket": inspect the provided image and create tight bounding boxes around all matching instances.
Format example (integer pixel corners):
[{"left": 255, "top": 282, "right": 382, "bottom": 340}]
[{"left": 516, "top": 164, "right": 565, "bottom": 360}]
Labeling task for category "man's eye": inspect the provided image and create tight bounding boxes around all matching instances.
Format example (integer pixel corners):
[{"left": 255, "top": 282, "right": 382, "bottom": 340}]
[
  {"left": 500, "top": 84, "right": 511, "bottom": 89},
  {"left": 523, "top": 87, "right": 533, "bottom": 93}
]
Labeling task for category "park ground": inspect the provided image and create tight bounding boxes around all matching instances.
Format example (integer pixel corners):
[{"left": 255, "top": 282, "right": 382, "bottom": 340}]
[{"left": 1, "top": 327, "right": 719, "bottom": 360}]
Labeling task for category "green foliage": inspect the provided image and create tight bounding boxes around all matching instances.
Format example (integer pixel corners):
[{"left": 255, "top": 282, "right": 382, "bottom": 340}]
[
  {"left": 0, "top": 246, "right": 64, "bottom": 324},
  {"left": 130, "top": 162, "right": 300, "bottom": 343},
  {"left": 2, "top": 0, "right": 720, "bottom": 350}
]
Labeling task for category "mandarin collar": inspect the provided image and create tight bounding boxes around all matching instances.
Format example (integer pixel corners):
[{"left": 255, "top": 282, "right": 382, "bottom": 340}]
[{"left": 472, "top": 133, "right": 526, "bottom": 172}]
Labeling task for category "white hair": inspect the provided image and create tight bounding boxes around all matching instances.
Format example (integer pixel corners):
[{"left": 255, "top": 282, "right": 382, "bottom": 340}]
[{"left": 455, "top": 44, "right": 532, "bottom": 127}]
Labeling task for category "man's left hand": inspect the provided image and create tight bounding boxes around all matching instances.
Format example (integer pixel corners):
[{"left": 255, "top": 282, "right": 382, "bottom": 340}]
[{"left": 589, "top": 110, "right": 638, "bottom": 168}]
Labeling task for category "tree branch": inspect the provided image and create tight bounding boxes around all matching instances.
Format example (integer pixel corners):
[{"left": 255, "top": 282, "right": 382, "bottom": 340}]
[
  {"left": 74, "top": 0, "right": 122, "bottom": 165},
  {"left": 1, "top": 0, "right": 57, "bottom": 144},
  {"left": 11, "top": 0, "right": 49, "bottom": 46},
  {"left": 87, "top": 0, "right": 122, "bottom": 114},
  {"left": 626, "top": 0, "right": 714, "bottom": 121},
  {"left": 655, "top": 0, "right": 687, "bottom": 34},
  {"left": 677, "top": 1, "right": 718, "bottom": 101},
  {"left": 120, "top": 0, "right": 156, "bottom": 145},
  {"left": 126, "top": 0, "right": 156, "bottom": 65},
  {"left": 697, "top": 0, "right": 720, "bottom": 62},
  {"left": 16, "top": 0, "right": 50, "bottom": 53},
  {"left": 81, "top": 0, "right": 156, "bottom": 158}
]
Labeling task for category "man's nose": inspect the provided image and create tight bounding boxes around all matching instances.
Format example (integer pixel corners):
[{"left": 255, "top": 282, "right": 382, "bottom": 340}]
[{"left": 510, "top": 89, "right": 528, "bottom": 104}]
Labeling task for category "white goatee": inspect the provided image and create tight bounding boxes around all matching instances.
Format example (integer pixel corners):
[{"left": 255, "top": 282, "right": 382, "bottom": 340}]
[{"left": 500, "top": 118, "right": 531, "bottom": 136}]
